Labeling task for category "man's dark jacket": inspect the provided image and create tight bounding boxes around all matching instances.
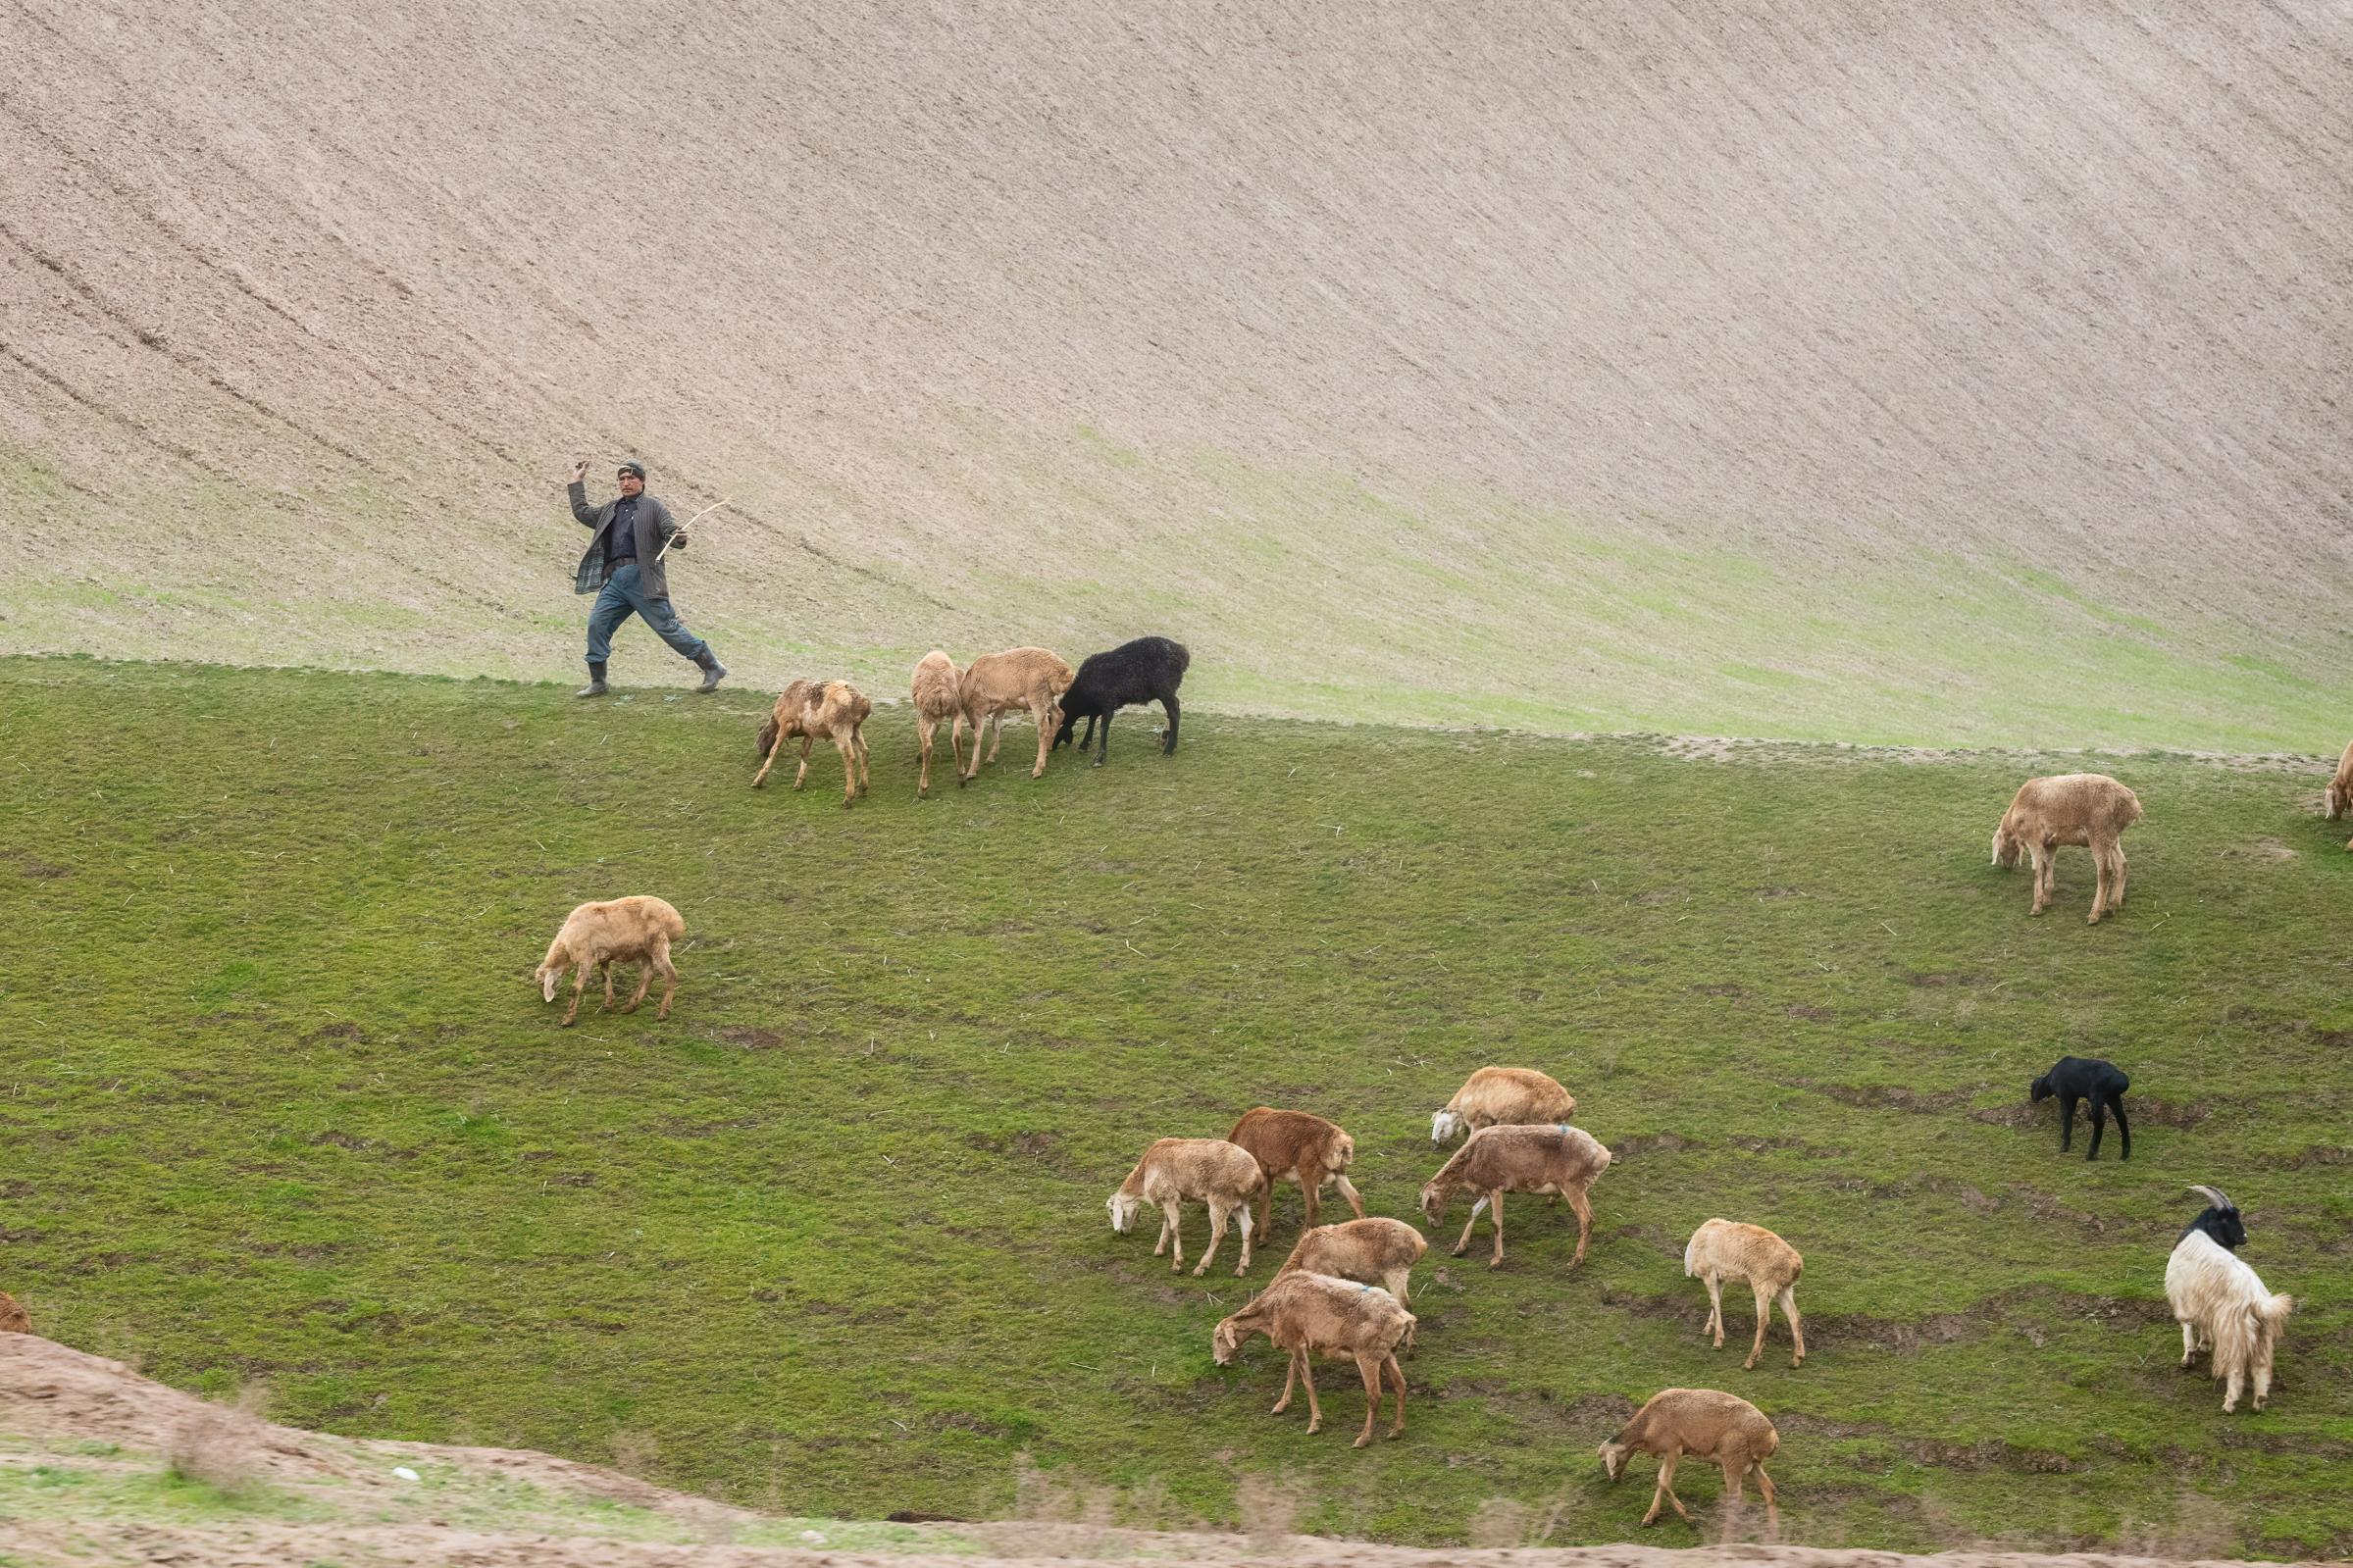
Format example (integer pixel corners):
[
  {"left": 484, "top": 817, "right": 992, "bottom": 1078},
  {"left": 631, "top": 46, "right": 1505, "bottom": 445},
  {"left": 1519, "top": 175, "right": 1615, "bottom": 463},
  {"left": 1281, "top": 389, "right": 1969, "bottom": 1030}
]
[{"left": 569, "top": 481, "right": 689, "bottom": 597}]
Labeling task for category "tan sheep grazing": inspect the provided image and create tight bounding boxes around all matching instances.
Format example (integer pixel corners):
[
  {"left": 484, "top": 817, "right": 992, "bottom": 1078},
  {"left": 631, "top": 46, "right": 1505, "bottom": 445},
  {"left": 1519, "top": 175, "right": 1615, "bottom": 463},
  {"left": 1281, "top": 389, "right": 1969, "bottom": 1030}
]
[
  {"left": 909, "top": 651, "right": 966, "bottom": 797},
  {"left": 1227, "top": 1107, "right": 1366, "bottom": 1240},
  {"left": 2325, "top": 740, "right": 2353, "bottom": 847},
  {"left": 1430, "top": 1065, "right": 1576, "bottom": 1143},
  {"left": 1991, "top": 772, "right": 2143, "bottom": 923},
  {"left": 1600, "top": 1388, "right": 1780, "bottom": 1528},
  {"left": 1212, "top": 1271, "right": 1414, "bottom": 1447},
  {"left": 1278, "top": 1218, "right": 1428, "bottom": 1346},
  {"left": 753, "top": 680, "right": 874, "bottom": 806},
  {"left": 534, "top": 895, "right": 686, "bottom": 1027},
  {"left": 958, "top": 646, "right": 1075, "bottom": 784},
  {"left": 1684, "top": 1218, "right": 1806, "bottom": 1370},
  {"left": 1106, "top": 1138, "right": 1267, "bottom": 1277},
  {"left": 0, "top": 1290, "right": 29, "bottom": 1335},
  {"left": 1418, "top": 1123, "right": 1611, "bottom": 1268}
]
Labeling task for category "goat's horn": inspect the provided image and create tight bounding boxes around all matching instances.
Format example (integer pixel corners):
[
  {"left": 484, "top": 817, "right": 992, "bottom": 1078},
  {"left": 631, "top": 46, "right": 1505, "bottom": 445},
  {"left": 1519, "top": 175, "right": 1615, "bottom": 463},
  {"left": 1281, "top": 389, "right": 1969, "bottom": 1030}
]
[{"left": 2186, "top": 1185, "right": 2232, "bottom": 1210}]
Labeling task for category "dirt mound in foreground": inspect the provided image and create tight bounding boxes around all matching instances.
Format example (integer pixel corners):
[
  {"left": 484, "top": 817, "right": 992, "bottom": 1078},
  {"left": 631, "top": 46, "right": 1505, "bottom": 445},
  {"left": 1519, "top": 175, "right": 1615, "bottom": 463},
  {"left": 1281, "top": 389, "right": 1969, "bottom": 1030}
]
[{"left": 3, "top": 1335, "right": 2337, "bottom": 1568}]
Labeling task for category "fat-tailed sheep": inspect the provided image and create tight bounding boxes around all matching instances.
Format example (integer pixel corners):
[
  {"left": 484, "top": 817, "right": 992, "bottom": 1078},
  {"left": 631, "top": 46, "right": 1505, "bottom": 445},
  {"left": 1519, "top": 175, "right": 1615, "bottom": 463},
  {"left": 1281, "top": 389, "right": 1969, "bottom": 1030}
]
[
  {"left": 1418, "top": 1123, "right": 1610, "bottom": 1268},
  {"left": 1051, "top": 635, "right": 1190, "bottom": 766},
  {"left": 1683, "top": 1218, "right": 1806, "bottom": 1370},
  {"left": 2030, "top": 1055, "right": 2131, "bottom": 1161},
  {"left": 1599, "top": 1388, "right": 1780, "bottom": 1528},
  {"left": 1991, "top": 773, "right": 2143, "bottom": 924},
  {"left": 909, "top": 651, "right": 966, "bottom": 797},
  {"left": 1430, "top": 1066, "right": 1576, "bottom": 1143},
  {"left": 2326, "top": 740, "right": 2353, "bottom": 847},
  {"left": 959, "top": 646, "right": 1075, "bottom": 784},
  {"left": 534, "top": 895, "right": 685, "bottom": 1027},
  {"left": 1106, "top": 1138, "right": 1266, "bottom": 1277},
  {"left": 2166, "top": 1185, "right": 2292, "bottom": 1413},
  {"left": 753, "top": 679, "right": 874, "bottom": 806},
  {"left": 1211, "top": 1270, "right": 1413, "bottom": 1447},
  {"left": 1227, "top": 1107, "right": 1365, "bottom": 1241},
  {"left": 1279, "top": 1218, "right": 1427, "bottom": 1346}
]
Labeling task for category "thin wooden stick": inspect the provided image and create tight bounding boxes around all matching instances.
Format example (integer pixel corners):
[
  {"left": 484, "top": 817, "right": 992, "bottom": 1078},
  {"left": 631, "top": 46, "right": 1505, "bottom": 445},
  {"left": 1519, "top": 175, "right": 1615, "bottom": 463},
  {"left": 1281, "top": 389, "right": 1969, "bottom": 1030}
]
[{"left": 656, "top": 497, "right": 733, "bottom": 560}]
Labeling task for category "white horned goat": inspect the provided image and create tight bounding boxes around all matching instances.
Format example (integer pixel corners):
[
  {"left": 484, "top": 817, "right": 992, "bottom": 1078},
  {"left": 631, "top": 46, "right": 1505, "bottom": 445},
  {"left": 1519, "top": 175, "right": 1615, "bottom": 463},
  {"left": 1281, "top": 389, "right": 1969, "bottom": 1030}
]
[
  {"left": 1106, "top": 1138, "right": 1266, "bottom": 1277},
  {"left": 1990, "top": 772, "right": 2143, "bottom": 923},
  {"left": 1211, "top": 1270, "right": 1414, "bottom": 1447},
  {"left": 1430, "top": 1065, "right": 1576, "bottom": 1143},
  {"left": 1599, "top": 1388, "right": 1781, "bottom": 1528},
  {"left": 1418, "top": 1123, "right": 1610, "bottom": 1268},
  {"left": 2165, "top": 1185, "right": 2292, "bottom": 1413},
  {"left": 1683, "top": 1218, "right": 1806, "bottom": 1370},
  {"left": 533, "top": 895, "right": 686, "bottom": 1027}
]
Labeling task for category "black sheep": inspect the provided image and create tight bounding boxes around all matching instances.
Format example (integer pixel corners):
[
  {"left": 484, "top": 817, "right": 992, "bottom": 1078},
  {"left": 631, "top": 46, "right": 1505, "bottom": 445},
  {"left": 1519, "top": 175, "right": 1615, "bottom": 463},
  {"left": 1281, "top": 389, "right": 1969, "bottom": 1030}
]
[
  {"left": 1051, "top": 636, "right": 1190, "bottom": 767},
  {"left": 2028, "top": 1055, "right": 2131, "bottom": 1161}
]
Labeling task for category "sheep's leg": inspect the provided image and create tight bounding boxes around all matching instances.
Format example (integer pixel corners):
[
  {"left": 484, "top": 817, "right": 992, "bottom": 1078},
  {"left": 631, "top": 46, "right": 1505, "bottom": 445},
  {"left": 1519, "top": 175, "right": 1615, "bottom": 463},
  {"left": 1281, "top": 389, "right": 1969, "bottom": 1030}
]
[
  {"left": 623, "top": 958, "right": 654, "bottom": 1013},
  {"left": 1779, "top": 1286, "right": 1805, "bottom": 1365},
  {"left": 835, "top": 734, "right": 858, "bottom": 808},
  {"left": 2110, "top": 842, "right": 2128, "bottom": 908},
  {"left": 2089, "top": 841, "right": 2111, "bottom": 923},
  {"left": 2059, "top": 1093, "right": 2077, "bottom": 1152},
  {"left": 793, "top": 735, "right": 813, "bottom": 790},
  {"left": 2223, "top": 1364, "right": 2244, "bottom": 1413},
  {"left": 1642, "top": 1449, "right": 1683, "bottom": 1526},
  {"left": 1078, "top": 714, "right": 1097, "bottom": 749},
  {"left": 1298, "top": 1354, "right": 1322, "bottom": 1434},
  {"left": 2179, "top": 1320, "right": 2198, "bottom": 1366},
  {"left": 1235, "top": 1198, "right": 1253, "bottom": 1274},
  {"left": 1254, "top": 1179, "right": 1272, "bottom": 1242},
  {"left": 1705, "top": 1275, "right": 1725, "bottom": 1346},
  {"left": 2085, "top": 1094, "right": 2107, "bottom": 1159},
  {"left": 1566, "top": 1185, "right": 1594, "bottom": 1266},
  {"left": 2028, "top": 845, "right": 2052, "bottom": 914},
  {"left": 751, "top": 724, "right": 791, "bottom": 787},
  {"left": 1159, "top": 692, "right": 1179, "bottom": 754},
  {"left": 599, "top": 961, "right": 616, "bottom": 1011},
  {"left": 2109, "top": 1096, "right": 2130, "bottom": 1161},
  {"left": 1487, "top": 1189, "right": 1506, "bottom": 1268},
  {"left": 1272, "top": 1349, "right": 1300, "bottom": 1414},
  {"left": 1721, "top": 1456, "right": 1747, "bottom": 1508},
  {"left": 2253, "top": 1343, "right": 2275, "bottom": 1411},
  {"left": 1451, "top": 1203, "right": 1481, "bottom": 1257},
  {"left": 1752, "top": 1461, "right": 1778, "bottom": 1524},
  {"left": 918, "top": 716, "right": 936, "bottom": 796},
  {"left": 1746, "top": 1284, "right": 1772, "bottom": 1370},
  {"left": 559, "top": 963, "right": 590, "bottom": 1026},
  {"left": 855, "top": 727, "right": 872, "bottom": 795},
  {"left": 1333, "top": 1173, "right": 1365, "bottom": 1220},
  {"left": 1194, "top": 1199, "right": 1227, "bottom": 1277},
  {"left": 1352, "top": 1354, "right": 1382, "bottom": 1447},
  {"left": 985, "top": 714, "right": 1001, "bottom": 763},
  {"left": 1153, "top": 1202, "right": 1176, "bottom": 1261},
  {"left": 1383, "top": 1353, "right": 1407, "bottom": 1436},
  {"left": 1030, "top": 698, "right": 1055, "bottom": 778},
  {"left": 1301, "top": 1171, "right": 1320, "bottom": 1231},
  {"left": 651, "top": 938, "right": 678, "bottom": 1022},
  {"left": 949, "top": 714, "right": 966, "bottom": 778}
]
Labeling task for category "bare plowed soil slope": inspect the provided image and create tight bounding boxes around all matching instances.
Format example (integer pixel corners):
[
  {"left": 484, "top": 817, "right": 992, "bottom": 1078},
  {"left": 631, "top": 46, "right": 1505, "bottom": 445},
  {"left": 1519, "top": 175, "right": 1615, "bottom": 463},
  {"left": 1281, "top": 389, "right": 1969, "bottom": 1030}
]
[{"left": 4, "top": 1, "right": 2352, "bottom": 743}]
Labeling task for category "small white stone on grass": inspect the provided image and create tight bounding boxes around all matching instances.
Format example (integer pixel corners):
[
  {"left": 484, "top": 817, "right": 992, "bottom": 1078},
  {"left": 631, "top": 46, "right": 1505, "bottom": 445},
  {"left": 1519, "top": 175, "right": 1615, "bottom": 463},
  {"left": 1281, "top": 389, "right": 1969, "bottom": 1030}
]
[{"left": 392, "top": 1465, "right": 421, "bottom": 1482}]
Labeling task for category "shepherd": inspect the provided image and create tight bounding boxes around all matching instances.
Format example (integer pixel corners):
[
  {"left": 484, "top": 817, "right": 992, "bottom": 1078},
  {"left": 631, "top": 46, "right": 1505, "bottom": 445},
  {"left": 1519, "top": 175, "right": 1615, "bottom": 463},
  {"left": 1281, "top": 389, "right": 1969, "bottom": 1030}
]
[{"left": 564, "top": 459, "right": 727, "bottom": 696}]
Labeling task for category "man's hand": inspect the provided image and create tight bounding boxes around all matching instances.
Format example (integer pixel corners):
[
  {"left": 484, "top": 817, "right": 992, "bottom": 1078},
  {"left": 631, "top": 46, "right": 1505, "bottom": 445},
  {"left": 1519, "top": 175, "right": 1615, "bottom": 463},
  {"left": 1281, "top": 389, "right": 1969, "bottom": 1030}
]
[{"left": 568, "top": 459, "right": 588, "bottom": 485}]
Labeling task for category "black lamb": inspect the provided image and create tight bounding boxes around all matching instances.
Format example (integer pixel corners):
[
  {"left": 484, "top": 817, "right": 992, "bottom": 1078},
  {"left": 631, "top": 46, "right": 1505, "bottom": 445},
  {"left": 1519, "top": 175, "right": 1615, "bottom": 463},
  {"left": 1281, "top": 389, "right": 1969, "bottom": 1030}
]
[
  {"left": 2028, "top": 1054, "right": 2131, "bottom": 1161},
  {"left": 1051, "top": 636, "right": 1190, "bottom": 767}
]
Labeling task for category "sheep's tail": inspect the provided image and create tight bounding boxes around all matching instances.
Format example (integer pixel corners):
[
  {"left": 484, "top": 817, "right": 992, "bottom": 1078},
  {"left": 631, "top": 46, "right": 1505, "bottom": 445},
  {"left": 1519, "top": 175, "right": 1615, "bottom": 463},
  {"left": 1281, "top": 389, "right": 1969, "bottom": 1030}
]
[
  {"left": 2255, "top": 1292, "right": 2294, "bottom": 1330},
  {"left": 1172, "top": 640, "right": 1192, "bottom": 676},
  {"left": 756, "top": 715, "right": 779, "bottom": 762},
  {"left": 1683, "top": 1232, "right": 1701, "bottom": 1278}
]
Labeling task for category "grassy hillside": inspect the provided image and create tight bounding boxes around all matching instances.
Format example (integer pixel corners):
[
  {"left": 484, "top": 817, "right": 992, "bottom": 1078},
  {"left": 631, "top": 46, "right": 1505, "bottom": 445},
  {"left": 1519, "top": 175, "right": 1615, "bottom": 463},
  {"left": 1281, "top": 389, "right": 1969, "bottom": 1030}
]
[{"left": 2, "top": 657, "right": 2350, "bottom": 1556}]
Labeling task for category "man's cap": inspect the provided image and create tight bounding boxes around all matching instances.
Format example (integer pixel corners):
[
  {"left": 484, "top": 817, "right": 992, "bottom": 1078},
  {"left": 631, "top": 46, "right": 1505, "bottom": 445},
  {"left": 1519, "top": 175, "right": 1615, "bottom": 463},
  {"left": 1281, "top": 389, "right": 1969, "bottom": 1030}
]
[{"left": 616, "top": 460, "right": 647, "bottom": 480}]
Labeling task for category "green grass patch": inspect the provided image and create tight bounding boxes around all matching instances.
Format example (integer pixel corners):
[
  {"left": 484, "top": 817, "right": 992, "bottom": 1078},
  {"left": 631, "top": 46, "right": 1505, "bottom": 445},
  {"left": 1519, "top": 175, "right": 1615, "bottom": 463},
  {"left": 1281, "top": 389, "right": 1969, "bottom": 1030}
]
[{"left": 0, "top": 657, "right": 2349, "bottom": 1555}]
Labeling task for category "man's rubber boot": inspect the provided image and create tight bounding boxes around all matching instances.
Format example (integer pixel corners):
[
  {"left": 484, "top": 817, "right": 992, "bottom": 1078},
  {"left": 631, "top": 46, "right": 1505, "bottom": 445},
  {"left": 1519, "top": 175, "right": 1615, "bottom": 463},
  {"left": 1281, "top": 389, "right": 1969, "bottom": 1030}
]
[
  {"left": 575, "top": 661, "right": 609, "bottom": 698},
  {"left": 695, "top": 651, "right": 727, "bottom": 693}
]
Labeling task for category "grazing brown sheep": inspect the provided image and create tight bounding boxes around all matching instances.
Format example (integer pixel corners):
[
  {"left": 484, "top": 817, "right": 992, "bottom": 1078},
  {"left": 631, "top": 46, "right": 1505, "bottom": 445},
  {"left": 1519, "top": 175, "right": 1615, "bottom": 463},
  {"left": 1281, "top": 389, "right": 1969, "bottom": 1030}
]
[
  {"left": 1419, "top": 1123, "right": 1611, "bottom": 1268},
  {"left": 1279, "top": 1218, "right": 1428, "bottom": 1345},
  {"left": 2326, "top": 740, "right": 2353, "bottom": 847},
  {"left": 1991, "top": 772, "right": 2143, "bottom": 923},
  {"left": 534, "top": 895, "right": 686, "bottom": 1027},
  {"left": 1684, "top": 1218, "right": 1807, "bottom": 1370},
  {"left": 909, "top": 652, "right": 966, "bottom": 797},
  {"left": 1106, "top": 1138, "right": 1267, "bottom": 1277},
  {"left": 958, "top": 646, "right": 1075, "bottom": 784},
  {"left": 1430, "top": 1065, "right": 1576, "bottom": 1143},
  {"left": 0, "top": 1290, "right": 28, "bottom": 1335},
  {"left": 753, "top": 679, "right": 874, "bottom": 806},
  {"left": 1600, "top": 1388, "right": 1780, "bottom": 1528},
  {"left": 1227, "top": 1107, "right": 1366, "bottom": 1240},
  {"left": 1212, "top": 1271, "right": 1413, "bottom": 1447}
]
